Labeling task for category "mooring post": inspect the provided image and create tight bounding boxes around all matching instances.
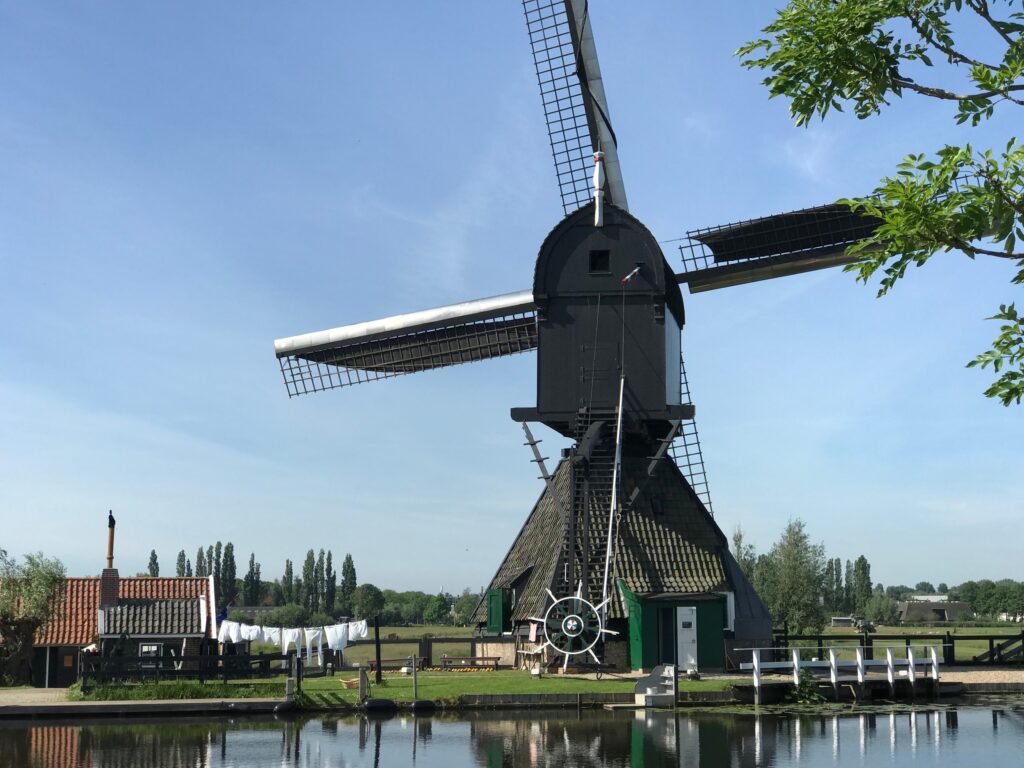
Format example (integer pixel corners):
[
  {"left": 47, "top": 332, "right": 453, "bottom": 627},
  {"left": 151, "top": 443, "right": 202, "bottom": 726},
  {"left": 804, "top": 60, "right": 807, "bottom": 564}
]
[
  {"left": 930, "top": 645, "right": 940, "bottom": 698},
  {"left": 410, "top": 655, "right": 418, "bottom": 700},
  {"left": 855, "top": 646, "right": 865, "bottom": 702},
  {"left": 886, "top": 647, "right": 896, "bottom": 699},
  {"left": 373, "top": 616, "right": 383, "bottom": 684},
  {"left": 907, "top": 646, "right": 917, "bottom": 700},
  {"left": 752, "top": 649, "right": 761, "bottom": 706},
  {"left": 828, "top": 648, "right": 839, "bottom": 701}
]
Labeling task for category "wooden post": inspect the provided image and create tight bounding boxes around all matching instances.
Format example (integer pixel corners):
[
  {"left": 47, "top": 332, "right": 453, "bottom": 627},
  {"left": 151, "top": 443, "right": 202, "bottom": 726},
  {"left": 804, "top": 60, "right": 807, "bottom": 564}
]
[
  {"left": 411, "top": 655, "right": 418, "bottom": 699},
  {"left": 791, "top": 647, "right": 801, "bottom": 686},
  {"left": 374, "top": 617, "right": 382, "bottom": 684},
  {"left": 930, "top": 645, "right": 940, "bottom": 697},
  {"left": 828, "top": 648, "right": 839, "bottom": 701},
  {"left": 907, "top": 646, "right": 916, "bottom": 699},
  {"left": 855, "top": 646, "right": 865, "bottom": 702},
  {"left": 886, "top": 647, "right": 896, "bottom": 699},
  {"left": 751, "top": 649, "right": 761, "bottom": 706}
]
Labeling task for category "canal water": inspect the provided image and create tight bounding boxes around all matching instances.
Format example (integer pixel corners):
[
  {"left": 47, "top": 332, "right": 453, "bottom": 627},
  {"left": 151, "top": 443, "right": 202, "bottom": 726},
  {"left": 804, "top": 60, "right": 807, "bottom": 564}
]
[{"left": 2, "top": 699, "right": 1023, "bottom": 767}]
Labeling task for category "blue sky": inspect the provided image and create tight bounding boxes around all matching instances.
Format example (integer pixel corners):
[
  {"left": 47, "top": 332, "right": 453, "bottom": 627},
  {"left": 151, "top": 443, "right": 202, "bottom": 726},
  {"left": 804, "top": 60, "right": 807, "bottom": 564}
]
[{"left": 2, "top": 3, "right": 1021, "bottom": 592}]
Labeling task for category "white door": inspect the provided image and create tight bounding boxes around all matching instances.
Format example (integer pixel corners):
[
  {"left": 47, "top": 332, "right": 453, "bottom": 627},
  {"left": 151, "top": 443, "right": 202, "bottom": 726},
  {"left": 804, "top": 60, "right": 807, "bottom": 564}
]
[{"left": 676, "top": 606, "right": 698, "bottom": 670}]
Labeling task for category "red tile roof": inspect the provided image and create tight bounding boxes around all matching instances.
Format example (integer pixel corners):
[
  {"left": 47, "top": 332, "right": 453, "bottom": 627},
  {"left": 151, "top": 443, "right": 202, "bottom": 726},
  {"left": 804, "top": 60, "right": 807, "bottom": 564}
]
[{"left": 36, "top": 575, "right": 214, "bottom": 646}]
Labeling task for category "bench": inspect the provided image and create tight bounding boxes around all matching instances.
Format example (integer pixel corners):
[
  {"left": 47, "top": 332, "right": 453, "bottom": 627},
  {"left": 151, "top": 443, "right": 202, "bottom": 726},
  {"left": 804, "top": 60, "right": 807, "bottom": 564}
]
[{"left": 440, "top": 655, "right": 500, "bottom": 671}]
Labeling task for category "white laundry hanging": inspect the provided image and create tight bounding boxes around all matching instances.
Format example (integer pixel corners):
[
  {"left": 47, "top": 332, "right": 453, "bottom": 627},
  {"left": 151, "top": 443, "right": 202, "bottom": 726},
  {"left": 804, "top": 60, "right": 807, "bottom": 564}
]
[
  {"left": 282, "top": 628, "right": 302, "bottom": 657},
  {"left": 263, "top": 627, "right": 281, "bottom": 647},
  {"left": 239, "top": 624, "right": 262, "bottom": 642},
  {"left": 305, "top": 627, "right": 323, "bottom": 665},
  {"left": 217, "top": 620, "right": 243, "bottom": 644},
  {"left": 347, "top": 620, "right": 368, "bottom": 641},
  {"left": 324, "top": 623, "right": 349, "bottom": 651}
]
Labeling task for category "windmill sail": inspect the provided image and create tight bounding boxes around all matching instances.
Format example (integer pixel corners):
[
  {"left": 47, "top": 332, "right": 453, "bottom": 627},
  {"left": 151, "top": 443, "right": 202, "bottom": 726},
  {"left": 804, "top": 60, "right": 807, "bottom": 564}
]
[
  {"left": 275, "top": 291, "right": 537, "bottom": 396},
  {"left": 677, "top": 204, "right": 882, "bottom": 293},
  {"left": 523, "top": 0, "right": 626, "bottom": 212}
]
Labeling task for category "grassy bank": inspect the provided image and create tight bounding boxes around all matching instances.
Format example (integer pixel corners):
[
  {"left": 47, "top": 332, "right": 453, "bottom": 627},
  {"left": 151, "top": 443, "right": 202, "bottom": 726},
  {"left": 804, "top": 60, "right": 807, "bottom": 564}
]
[
  {"left": 69, "top": 680, "right": 284, "bottom": 701},
  {"left": 67, "top": 671, "right": 734, "bottom": 705}
]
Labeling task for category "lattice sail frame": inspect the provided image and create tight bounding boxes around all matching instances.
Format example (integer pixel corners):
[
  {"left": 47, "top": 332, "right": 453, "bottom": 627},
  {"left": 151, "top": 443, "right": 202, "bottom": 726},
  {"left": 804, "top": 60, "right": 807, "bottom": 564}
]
[{"left": 523, "top": 0, "right": 598, "bottom": 213}]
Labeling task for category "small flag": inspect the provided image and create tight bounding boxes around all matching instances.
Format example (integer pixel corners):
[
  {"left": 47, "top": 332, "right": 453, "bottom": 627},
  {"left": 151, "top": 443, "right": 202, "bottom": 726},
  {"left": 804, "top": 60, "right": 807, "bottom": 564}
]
[{"left": 621, "top": 266, "right": 641, "bottom": 285}]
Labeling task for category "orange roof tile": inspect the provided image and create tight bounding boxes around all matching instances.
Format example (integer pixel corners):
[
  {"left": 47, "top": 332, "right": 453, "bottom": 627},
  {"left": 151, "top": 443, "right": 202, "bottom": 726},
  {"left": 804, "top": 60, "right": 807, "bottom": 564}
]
[{"left": 36, "top": 576, "right": 214, "bottom": 646}]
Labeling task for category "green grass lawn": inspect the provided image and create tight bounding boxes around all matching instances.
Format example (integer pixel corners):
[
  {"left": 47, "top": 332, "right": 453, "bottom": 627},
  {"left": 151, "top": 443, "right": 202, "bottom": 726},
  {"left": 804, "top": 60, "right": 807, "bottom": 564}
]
[
  {"left": 296, "top": 670, "right": 734, "bottom": 707},
  {"left": 70, "top": 670, "right": 735, "bottom": 705}
]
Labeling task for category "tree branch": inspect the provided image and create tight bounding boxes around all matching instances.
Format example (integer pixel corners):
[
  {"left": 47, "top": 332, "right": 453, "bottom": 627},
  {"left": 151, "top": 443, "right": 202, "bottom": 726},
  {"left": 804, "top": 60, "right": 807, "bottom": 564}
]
[
  {"left": 892, "top": 76, "right": 1024, "bottom": 105},
  {"left": 907, "top": 12, "right": 1001, "bottom": 71},
  {"left": 966, "top": 0, "right": 1018, "bottom": 48},
  {"left": 949, "top": 238, "right": 1024, "bottom": 259}
]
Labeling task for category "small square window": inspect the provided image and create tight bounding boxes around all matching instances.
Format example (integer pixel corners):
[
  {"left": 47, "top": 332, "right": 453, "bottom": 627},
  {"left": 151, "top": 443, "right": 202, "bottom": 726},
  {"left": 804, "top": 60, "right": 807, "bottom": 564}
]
[{"left": 589, "top": 250, "right": 610, "bottom": 273}]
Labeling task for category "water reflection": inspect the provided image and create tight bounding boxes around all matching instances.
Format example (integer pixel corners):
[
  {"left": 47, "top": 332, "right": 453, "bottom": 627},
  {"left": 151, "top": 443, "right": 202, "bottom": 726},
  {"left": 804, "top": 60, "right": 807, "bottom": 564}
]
[{"left": 1, "top": 699, "right": 1023, "bottom": 767}]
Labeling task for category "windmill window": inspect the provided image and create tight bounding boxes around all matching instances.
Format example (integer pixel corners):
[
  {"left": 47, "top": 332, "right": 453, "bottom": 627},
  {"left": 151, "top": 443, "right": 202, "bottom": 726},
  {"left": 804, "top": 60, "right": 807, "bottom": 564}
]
[{"left": 589, "top": 250, "right": 610, "bottom": 274}]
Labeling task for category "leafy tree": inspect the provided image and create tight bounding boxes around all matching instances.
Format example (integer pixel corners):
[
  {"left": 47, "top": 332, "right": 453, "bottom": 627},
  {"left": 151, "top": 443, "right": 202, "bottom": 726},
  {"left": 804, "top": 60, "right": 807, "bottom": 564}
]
[
  {"left": 282, "top": 560, "right": 294, "bottom": 604},
  {"left": 852, "top": 555, "right": 873, "bottom": 613},
  {"left": 938, "top": 582, "right": 949, "bottom": 593},
  {"left": 212, "top": 542, "right": 223, "bottom": 598},
  {"left": 886, "top": 584, "right": 914, "bottom": 601},
  {"left": 0, "top": 551, "right": 66, "bottom": 685},
  {"left": 831, "top": 558, "right": 844, "bottom": 612},
  {"left": 353, "top": 583, "right": 384, "bottom": 620},
  {"left": 324, "top": 551, "right": 336, "bottom": 615},
  {"left": 339, "top": 554, "right": 357, "bottom": 616},
  {"left": 844, "top": 560, "right": 855, "bottom": 614},
  {"left": 424, "top": 593, "right": 451, "bottom": 625},
  {"left": 220, "top": 543, "right": 236, "bottom": 608},
  {"left": 206, "top": 546, "right": 214, "bottom": 583},
  {"left": 186, "top": 558, "right": 192, "bottom": 577},
  {"left": 732, "top": 526, "right": 757, "bottom": 579},
  {"left": 243, "top": 553, "right": 261, "bottom": 606},
  {"left": 263, "top": 603, "right": 307, "bottom": 628},
  {"left": 401, "top": 592, "right": 431, "bottom": 625},
  {"left": 175, "top": 550, "right": 187, "bottom": 578},
  {"left": 753, "top": 519, "right": 827, "bottom": 633},
  {"left": 195, "top": 547, "right": 207, "bottom": 578},
  {"left": 864, "top": 592, "right": 900, "bottom": 625},
  {"left": 739, "top": 0, "right": 1024, "bottom": 405},
  {"left": 301, "top": 550, "right": 316, "bottom": 612},
  {"left": 314, "top": 550, "right": 325, "bottom": 614},
  {"left": 915, "top": 581, "right": 937, "bottom": 594},
  {"left": 453, "top": 589, "right": 481, "bottom": 626},
  {"left": 147, "top": 550, "right": 159, "bottom": 577}
]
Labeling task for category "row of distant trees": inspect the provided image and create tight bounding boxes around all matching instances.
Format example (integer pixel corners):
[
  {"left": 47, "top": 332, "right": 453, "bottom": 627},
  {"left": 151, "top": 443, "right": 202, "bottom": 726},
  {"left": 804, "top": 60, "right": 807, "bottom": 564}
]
[
  {"left": 735, "top": 520, "right": 1024, "bottom": 633},
  {"left": 145, "top": 546, "right": 483, "bottom": 626}
]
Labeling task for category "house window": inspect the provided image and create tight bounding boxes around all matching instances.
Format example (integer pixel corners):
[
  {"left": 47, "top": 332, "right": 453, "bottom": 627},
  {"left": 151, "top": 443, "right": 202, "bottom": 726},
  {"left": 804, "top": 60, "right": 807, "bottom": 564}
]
[
  {"left": 139, "top": 643, "right": 163, "bottom": 667},
  {"left": 589, "top": 250, "right": 610, "bottom": 274}
]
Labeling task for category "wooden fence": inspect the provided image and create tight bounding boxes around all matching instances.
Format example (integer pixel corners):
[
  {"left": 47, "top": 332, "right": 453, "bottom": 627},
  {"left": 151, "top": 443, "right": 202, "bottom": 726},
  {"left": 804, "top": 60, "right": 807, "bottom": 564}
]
[
  {"left": 770, "top": 630, "right": 1024, "bottom": 665},
  {"left": 80, "top": 636, "right": 480, "bottom": 686}
]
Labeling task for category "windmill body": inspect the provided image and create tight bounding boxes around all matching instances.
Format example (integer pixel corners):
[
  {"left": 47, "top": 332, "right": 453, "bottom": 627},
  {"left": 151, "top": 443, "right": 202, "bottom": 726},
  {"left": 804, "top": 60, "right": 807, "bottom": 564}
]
[
  {"left": 518, "top": 202, "right": 688, "bottom": 438},
  {"left": 273, "top": 1, "right": 882, "bottom": 671}
]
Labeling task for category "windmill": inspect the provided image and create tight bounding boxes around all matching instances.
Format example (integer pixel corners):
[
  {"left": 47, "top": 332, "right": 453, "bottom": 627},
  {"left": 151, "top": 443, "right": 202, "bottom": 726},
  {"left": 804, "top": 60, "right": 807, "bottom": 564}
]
[{"left": 273, "top": 2, "right": 881, "bottom": 668}]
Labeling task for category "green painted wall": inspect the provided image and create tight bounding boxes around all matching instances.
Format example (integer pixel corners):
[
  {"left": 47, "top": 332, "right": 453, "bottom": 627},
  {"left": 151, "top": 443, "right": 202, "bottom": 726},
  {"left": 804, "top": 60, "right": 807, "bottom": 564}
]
[
  {"left": 617, "top": 580, "right": 726, "bottom": 670},
  {"left": 694, "top": 599, "right": 726, "bottom": 669}
]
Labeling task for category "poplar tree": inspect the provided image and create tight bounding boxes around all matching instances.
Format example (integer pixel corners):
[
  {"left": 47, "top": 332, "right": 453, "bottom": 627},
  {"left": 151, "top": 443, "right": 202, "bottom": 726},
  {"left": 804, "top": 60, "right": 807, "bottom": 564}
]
[
  {"left": 195, "top": 547, "right": 207, "bottom": 577},
  {"left": 147, "top": 550, "right": 159, "bottom": 577},
  {"left": 175, "top": 550, "right": 187, "bottom": 577},
  {"left": 302, "top": 550, "right": 315, "bottom": 612}
]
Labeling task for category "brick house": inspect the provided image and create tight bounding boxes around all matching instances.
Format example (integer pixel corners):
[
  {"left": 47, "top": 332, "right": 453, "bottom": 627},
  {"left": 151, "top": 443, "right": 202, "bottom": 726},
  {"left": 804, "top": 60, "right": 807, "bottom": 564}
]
[{"left": 31, "top": 515, "right": 218, "bottom": 687}]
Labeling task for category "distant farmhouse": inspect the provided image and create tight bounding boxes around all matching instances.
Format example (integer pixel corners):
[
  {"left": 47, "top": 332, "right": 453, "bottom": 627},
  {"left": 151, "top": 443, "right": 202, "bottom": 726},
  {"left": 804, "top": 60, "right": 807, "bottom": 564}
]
[
  {"left": 896, "top": 594, "right": 974, "bottom": 624},
  {"left": 32, "top": 515, "right": 218, "bottom": 687}
]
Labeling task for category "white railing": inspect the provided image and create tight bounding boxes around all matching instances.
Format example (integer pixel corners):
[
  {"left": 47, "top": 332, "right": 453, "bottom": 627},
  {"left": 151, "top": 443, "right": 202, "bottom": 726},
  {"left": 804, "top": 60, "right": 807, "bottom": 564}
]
[{"left": 740, "top": 645, "right": 941, "bottom": 693}]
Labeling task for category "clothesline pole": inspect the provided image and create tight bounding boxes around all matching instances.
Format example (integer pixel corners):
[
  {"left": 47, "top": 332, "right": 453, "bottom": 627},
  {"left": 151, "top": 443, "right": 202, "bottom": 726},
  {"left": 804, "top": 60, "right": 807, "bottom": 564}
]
[{"left": 374, "top": 616, "right": 383, "bottom": 684}]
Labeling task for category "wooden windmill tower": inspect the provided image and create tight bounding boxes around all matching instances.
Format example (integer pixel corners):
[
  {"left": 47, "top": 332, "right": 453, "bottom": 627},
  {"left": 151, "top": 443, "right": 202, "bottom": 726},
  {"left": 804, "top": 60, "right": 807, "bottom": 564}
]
[{"left": 273, "top": 1, "right": 882, "bottom": 669}]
